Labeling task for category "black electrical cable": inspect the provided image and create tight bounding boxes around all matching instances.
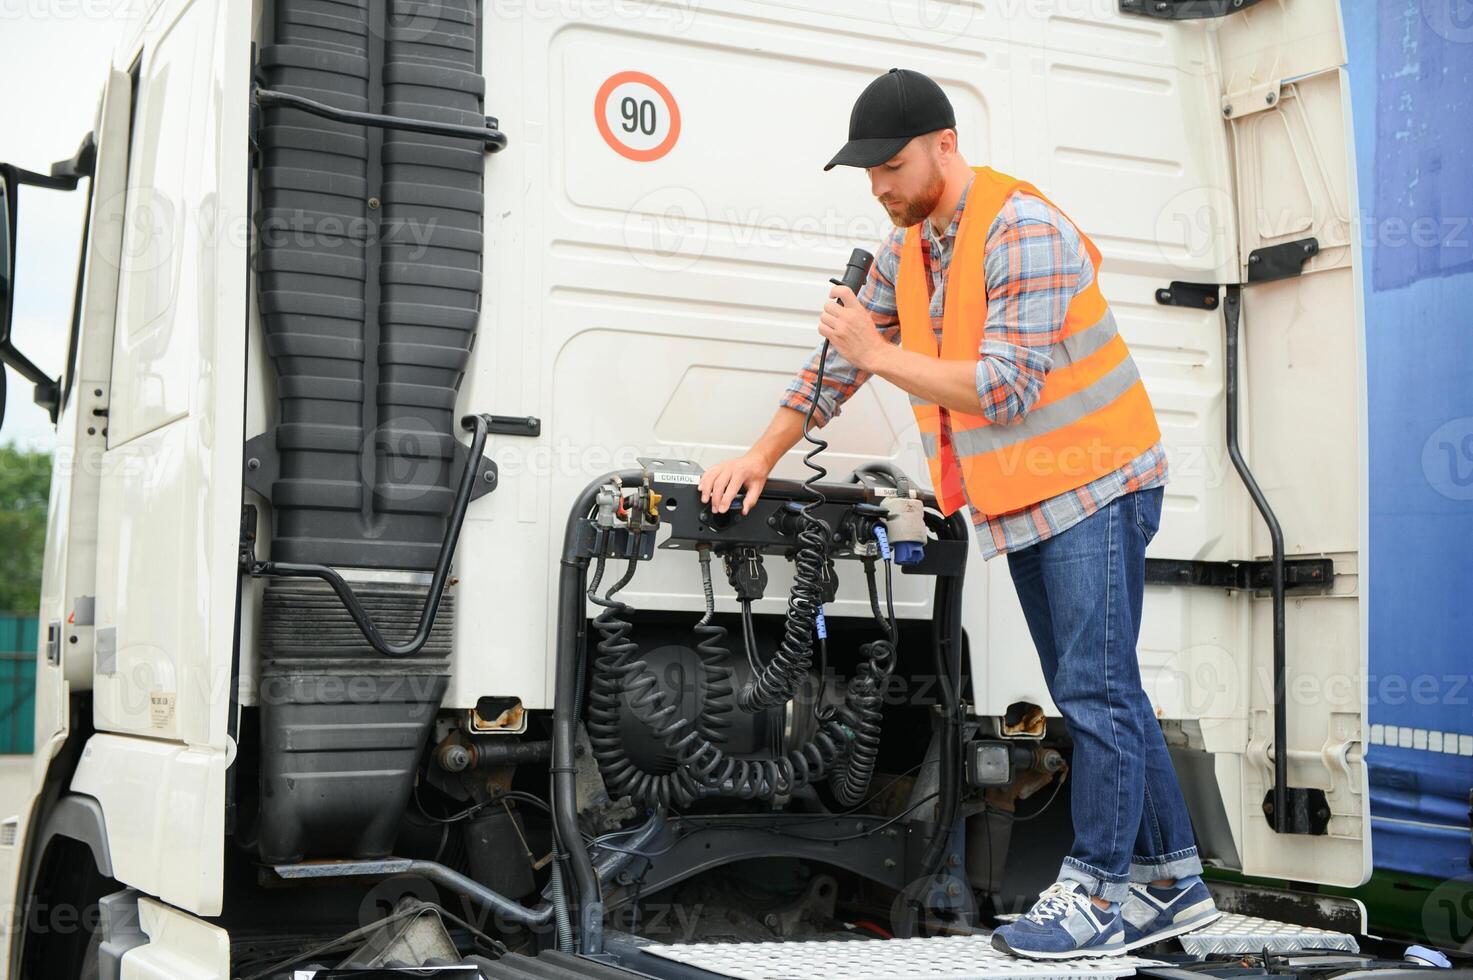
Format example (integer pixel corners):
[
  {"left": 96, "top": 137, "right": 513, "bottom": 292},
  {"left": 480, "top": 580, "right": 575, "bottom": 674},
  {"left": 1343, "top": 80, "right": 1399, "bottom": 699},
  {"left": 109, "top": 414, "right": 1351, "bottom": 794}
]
[
  {"left": 739, "top": 600, "right": 763, "bottom": 674},
  {"left": 999, "top": 773, "right": 1068, "bottom": 823},
  {"left": 739, "top": 249, "right": 873, "bottom": 712},
  {"left": 915, "top": 565, "right": 966, "bottom": 881},
  {"left": 782, "top": 791, "right": 940, "bottom": 843},
  {"left": 829, "top": 556, "right": 899, "bottom": 807}
]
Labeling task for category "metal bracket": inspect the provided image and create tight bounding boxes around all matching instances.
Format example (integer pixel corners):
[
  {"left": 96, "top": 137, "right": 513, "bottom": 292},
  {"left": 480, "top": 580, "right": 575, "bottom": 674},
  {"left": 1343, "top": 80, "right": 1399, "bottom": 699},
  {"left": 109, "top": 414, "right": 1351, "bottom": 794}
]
[
  {"left": 1261, "top": 786, "right": 1331, "bottom": 835},
  {"left": 242, "top": 429, "right": 498, "bottom": 503},
  {"left": 1155, "top": 281, "right": 1220, "bottom": 310},
  {"left": 1248, "top": 237, "right": 1320, "bottom": 283},
  {"left": 484, "top": 414, "right": 540, "bottom": 437},
  {"left": 571, "top": 522, "right": 657, "bottom": 562},
  {"left": 1145, "top": 557, "right": 1334, "bottom": 593},
  {"left": 1120, "top": 0, "right": 1265, "bottom": 19},
  {"left": 1154, "top": 239, "right": 1319, "bottom": 303}
]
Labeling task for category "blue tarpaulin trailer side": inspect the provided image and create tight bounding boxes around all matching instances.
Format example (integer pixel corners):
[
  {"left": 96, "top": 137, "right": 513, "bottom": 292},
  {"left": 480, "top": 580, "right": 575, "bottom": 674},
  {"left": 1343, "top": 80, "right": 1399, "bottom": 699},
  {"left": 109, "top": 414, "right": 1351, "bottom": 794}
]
[
  {"left": 0, "top": 615, "right": 37, "bottom": 756},
  {"left": 1346, "top": 1, "right": 1473, "bottom": 882}
]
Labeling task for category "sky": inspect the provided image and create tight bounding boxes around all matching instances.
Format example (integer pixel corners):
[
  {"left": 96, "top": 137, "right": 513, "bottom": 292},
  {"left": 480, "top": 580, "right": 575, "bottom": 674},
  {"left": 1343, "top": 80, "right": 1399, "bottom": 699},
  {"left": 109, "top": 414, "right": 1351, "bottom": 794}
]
[{"left": 0, "top": 1, "right": 143, "bottom": 452}]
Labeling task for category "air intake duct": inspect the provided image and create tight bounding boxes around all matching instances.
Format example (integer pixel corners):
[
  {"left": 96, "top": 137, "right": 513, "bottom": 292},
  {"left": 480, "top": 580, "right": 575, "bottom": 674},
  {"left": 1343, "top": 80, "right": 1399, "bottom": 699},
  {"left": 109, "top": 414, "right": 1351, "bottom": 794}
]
[{"left": 246, "top": 0, "right": 491, "bottom": 863}]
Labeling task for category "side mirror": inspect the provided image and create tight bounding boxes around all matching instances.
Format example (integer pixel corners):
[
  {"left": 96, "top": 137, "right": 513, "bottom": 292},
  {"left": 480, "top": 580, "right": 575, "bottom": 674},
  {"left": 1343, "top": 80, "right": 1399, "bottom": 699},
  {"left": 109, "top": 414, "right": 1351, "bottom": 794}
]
[
  {"left": 0, "top": 164, "right": 59, "bottom": 424},
  {"left": 0, "top": 137, "right": 93, "bottom": 430},
  {"left": 0, "top": 169, "right": 12, "bottom": 355},
  {"left": 0, "top": 171, "right": 9, "bottom": 434}
]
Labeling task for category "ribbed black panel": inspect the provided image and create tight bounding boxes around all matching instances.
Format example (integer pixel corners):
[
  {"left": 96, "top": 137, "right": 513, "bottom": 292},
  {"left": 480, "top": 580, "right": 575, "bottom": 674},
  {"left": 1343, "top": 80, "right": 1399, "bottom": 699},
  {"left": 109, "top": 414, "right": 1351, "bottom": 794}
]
[
  {"left": 256, "top": 0, "right": 484, "bottom": 569},
  {"left": 260, "top": 580, "right": 456, "bottom": 657},
  {"left": 256, "top": 581, "right": 452, "bottom": 863}
]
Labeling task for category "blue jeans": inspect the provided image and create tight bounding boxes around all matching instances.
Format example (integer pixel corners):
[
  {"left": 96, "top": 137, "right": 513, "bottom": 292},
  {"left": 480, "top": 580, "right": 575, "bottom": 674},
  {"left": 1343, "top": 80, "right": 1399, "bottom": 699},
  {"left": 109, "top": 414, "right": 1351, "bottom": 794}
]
[{"left": 1005, "top": 486, "right": 1202, "bottom": 903}]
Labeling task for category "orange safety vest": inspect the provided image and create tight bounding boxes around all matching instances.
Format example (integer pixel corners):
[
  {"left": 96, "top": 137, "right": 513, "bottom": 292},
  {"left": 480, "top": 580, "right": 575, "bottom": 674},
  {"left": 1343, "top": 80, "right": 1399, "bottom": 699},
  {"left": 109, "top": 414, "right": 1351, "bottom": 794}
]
[{"left": 897, "top": 166, "right": 1160, "bottom": 517}]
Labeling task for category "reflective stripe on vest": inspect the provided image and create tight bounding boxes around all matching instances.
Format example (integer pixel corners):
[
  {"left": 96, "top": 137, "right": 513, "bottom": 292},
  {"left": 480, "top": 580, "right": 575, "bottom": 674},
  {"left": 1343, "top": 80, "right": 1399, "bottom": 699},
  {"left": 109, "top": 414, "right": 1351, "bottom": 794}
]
[{"left": 897, "top": 166, "right": 1161, "bottom": 517}]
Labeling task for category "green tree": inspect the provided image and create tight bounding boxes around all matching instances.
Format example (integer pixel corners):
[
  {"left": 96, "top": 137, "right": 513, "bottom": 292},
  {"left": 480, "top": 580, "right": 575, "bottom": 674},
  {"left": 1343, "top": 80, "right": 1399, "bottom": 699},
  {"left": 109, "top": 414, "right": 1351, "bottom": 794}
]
[{"left": 0, "top": 445, "right": 52, "bottom": 615}]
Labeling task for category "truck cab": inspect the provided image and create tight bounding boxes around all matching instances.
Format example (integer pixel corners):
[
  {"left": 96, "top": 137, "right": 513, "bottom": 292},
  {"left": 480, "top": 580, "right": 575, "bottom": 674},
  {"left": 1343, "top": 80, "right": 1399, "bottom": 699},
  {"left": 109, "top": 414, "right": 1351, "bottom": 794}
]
[{"left": 0, "top": 0, "right": 1402, "bottom": 976}]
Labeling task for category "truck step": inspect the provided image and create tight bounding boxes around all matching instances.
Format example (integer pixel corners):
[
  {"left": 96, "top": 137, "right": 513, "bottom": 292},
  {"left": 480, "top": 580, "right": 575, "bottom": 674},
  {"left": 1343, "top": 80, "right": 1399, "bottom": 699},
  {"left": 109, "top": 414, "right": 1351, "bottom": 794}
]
[
  {"left": 643, "top": 935, "right": 1164, "bottom": 980},
  {"left": 480, "top": 949, "right": 648, "bottom": 979},
  {"left": 1174, "top": 912, "right": 1358, "bottom": 956},
  {"left": 476, "top": 913, "right": 1362, "bottom": 980}
]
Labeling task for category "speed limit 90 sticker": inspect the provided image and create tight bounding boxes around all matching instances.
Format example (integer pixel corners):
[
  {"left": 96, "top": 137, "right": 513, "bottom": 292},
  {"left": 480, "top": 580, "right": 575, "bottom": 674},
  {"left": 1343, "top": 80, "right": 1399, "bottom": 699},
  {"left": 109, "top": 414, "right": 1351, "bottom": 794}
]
[{"left": 595, "top": 71, "right": 681, "bottom": 162}]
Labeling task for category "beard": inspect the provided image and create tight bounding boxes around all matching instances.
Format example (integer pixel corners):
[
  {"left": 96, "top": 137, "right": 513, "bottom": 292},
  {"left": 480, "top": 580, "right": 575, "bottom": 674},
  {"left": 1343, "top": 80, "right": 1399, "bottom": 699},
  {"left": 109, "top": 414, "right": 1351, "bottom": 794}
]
[{"left": 881, "top": 162, "right": 946, "bottom": 227}]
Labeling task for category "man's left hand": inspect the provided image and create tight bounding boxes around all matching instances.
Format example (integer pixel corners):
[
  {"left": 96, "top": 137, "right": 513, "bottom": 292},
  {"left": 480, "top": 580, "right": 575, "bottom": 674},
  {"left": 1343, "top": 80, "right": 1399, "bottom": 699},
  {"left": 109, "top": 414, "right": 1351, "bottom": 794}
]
[{"left": 818, "top": 284, "right": 889, "bottom": 372}]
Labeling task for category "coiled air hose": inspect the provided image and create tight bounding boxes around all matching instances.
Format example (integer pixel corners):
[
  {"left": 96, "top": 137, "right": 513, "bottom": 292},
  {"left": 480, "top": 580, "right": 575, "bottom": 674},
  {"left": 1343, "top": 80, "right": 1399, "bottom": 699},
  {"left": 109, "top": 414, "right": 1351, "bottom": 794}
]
[
  {"left": 739, "top": 248, "right": 874, "bottom": 712},
  {"left": 586, "top": 555, "right": 861, "bottom": 806},
  {"left": 829, "top": 540, "right": 899, "bottom": 807},
  {"left": 584, "top": 558, "right": 706, "bottom": 809}
]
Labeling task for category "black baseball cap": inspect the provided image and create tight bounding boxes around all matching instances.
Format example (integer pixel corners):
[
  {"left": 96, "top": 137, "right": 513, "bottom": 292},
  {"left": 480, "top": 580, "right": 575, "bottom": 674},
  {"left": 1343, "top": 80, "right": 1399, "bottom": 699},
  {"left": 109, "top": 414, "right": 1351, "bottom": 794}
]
[{"left": 824, "top": 68, "right": 956, "bottom": 171}]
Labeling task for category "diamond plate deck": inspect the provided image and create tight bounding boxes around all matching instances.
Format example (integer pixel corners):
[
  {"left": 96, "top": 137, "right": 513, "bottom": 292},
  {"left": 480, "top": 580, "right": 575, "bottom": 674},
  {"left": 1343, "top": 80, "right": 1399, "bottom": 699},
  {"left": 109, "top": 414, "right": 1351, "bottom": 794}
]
[
  {"left": 643, "top": 935, "right": 1167, "bottom": 980},
  {"left": 1175, "top": 912, "right": 1358, "bottom": 956}
]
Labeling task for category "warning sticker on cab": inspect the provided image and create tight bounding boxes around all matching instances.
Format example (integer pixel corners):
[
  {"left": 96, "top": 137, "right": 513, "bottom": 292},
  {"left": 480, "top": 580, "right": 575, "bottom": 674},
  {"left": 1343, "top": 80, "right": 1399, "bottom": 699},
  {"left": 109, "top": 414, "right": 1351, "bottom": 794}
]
[
  {"left": 595, "top": 71, "right": 681, "bottom": 162},
  {"left": 149, "top": 692, "right": 176, "bottom": 729}
]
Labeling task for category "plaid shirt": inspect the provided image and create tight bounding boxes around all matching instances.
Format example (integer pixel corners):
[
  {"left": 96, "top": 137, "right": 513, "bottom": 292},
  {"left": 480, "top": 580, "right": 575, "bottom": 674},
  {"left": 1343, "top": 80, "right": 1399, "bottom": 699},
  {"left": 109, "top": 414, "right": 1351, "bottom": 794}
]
[{"left": 781, "top": 173, "right": 1168, "bottom": 559}]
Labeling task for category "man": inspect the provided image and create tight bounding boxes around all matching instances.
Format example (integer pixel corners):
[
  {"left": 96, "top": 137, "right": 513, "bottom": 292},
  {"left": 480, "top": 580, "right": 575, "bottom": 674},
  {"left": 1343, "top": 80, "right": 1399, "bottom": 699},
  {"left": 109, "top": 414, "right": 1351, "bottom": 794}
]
[{"left": 698, "top": 68, "right": 1220, "bottom": 960}]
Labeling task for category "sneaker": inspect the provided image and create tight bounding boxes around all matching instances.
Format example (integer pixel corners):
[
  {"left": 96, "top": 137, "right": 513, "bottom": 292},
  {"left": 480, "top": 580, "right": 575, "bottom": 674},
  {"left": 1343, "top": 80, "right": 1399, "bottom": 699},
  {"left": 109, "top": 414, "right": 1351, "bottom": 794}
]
[
  {"left": 1120, "top": 875, "right": 1222, "bottom": 951},
  {"left": 991, "top": 880, "right": 1126, "bottom": 960}
]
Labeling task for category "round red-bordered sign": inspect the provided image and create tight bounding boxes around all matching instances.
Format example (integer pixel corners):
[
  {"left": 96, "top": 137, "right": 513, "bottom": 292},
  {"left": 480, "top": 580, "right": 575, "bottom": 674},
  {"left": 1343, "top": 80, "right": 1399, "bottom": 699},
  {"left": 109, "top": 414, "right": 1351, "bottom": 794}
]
[{"left": 594, "top": 71, "right": 681, "bottom": 162}]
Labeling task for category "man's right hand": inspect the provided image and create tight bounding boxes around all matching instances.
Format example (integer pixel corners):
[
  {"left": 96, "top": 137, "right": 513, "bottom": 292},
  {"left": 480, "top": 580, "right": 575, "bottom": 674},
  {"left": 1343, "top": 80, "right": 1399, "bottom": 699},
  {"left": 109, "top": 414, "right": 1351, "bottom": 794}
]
[{"left": 699, "top": 451, "right": 773, "bottom": 515}]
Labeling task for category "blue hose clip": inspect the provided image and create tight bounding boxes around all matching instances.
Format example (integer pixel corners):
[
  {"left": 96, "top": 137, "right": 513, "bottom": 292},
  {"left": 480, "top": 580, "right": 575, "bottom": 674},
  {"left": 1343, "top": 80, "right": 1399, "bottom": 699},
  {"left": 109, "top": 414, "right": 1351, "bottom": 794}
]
[
  {"left": 816, "top": 607, "right": 828, "bottom": 640},
  {"left": 893, "top": 540, "right": 925, "bottom": 566},
  {"left": 877, "top": 522, "right": 925, "bottom": 566}
]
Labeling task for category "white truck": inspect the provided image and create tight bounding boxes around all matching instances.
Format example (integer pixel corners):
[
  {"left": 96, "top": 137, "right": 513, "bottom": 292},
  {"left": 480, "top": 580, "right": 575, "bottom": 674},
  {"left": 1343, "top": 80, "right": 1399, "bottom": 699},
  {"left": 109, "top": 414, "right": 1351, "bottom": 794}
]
[{"left": 0, "top": 0, "right": 1417, "bottom": 976}]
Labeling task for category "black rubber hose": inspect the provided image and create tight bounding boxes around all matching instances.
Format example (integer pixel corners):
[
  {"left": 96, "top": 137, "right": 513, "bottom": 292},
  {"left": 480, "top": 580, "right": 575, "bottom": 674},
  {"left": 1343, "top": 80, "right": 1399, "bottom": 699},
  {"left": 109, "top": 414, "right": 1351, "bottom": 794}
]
[
  {"left": 916, "top": 530, "right": 967, "bottom": 879},
  {"left": 553, "top": 556, "right": 600, "bottom": 949},
  {"left": 553, "top": 470, "right": 643, "bottom": 955},
  {"left": 246, "top": 412, "right": 493, "bottom": 657}
]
